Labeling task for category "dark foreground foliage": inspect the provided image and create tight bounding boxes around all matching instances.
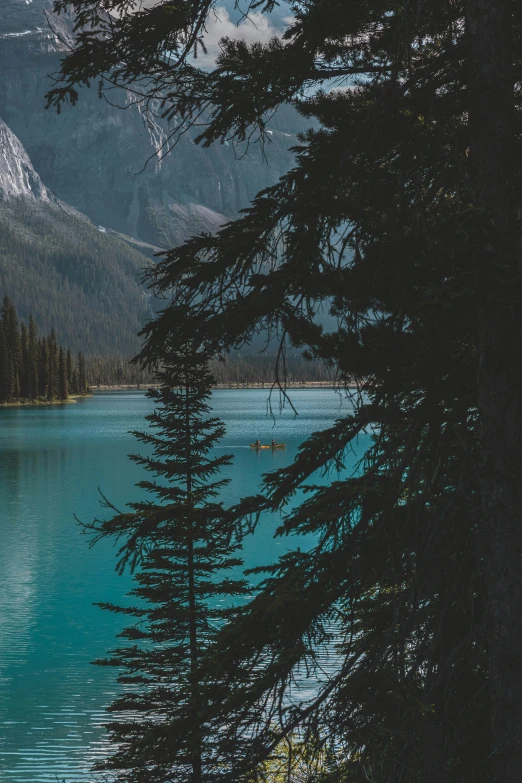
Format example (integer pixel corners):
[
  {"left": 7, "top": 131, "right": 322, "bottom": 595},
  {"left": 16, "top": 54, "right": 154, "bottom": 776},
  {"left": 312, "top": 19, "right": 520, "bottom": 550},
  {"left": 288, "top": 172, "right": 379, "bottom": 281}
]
[{"left": 51, "top": 0, "right": 522, "bottom": 781}]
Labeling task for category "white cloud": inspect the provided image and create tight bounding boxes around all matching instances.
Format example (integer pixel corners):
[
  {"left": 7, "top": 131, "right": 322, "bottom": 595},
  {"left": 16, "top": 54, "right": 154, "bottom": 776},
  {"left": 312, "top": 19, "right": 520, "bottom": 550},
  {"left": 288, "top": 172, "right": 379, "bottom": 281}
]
[
  {"left": 194, "top": 6, "right": 286, "bottom": 69},
  {"left": 118, "top": 2, "right": 289, "bottom": 69}
]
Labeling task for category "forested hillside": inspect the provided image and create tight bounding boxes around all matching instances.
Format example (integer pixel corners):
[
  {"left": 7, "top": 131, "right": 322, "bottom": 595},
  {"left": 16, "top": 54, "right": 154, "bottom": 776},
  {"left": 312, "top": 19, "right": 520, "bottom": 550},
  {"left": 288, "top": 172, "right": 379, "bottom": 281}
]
[{"left": 0, "top": 199, "right": 153, "bottom": 355}]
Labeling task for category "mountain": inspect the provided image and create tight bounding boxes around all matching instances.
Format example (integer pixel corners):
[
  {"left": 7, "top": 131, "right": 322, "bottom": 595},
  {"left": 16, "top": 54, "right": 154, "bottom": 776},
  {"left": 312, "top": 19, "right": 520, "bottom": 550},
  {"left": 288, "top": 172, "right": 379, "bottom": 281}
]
[
  {"left": 0, "top": 1, "right": 308, "bottom": 356},
  {"left": 0, "top": 117, "right": 154, "bottom": 355},
  {"left": 0, "top": 0, "right": 306, "bottom": 249},
  {"left": 0, "top": 116, "right": 55, "bottom": 202}
]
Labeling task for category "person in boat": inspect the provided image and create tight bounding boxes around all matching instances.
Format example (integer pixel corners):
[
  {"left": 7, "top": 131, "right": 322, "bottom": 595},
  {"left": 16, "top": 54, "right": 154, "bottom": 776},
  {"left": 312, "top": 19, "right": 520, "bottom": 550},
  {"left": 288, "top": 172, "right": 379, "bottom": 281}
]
[
  {"left": 255, "top": 439, "right": 261, "bottom": 446},
  {"left": 271, "top": 439, "right": 277, "bottom": 446}
]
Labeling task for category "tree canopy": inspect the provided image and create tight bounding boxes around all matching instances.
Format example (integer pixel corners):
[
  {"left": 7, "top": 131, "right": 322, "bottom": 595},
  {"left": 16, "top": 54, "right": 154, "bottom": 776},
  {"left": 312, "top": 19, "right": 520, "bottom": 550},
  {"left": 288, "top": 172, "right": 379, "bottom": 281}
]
[{"left": 49, "top": 1, "right": 522, "bottom": 780}]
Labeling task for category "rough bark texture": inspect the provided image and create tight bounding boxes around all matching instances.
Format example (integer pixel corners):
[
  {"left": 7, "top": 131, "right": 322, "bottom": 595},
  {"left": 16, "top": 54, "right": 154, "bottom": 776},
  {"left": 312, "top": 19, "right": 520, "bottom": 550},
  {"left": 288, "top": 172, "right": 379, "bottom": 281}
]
[{"left": 467, "top": 1, "right": 522, "bottom": 779}]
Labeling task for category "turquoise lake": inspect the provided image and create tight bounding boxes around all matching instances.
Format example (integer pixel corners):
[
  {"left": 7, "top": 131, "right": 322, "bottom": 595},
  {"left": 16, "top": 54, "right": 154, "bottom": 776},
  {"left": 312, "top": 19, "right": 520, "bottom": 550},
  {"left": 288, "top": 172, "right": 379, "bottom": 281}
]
[{"left": 0, "top": 389, "right": 365, "bottom": 782}]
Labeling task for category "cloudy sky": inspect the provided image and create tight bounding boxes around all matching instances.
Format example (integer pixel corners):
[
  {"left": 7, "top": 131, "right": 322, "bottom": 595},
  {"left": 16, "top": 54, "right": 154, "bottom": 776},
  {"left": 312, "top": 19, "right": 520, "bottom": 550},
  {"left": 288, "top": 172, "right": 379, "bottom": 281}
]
[
  {"left": 220, "top": 0, "right": 290, "bottom": 24},
  {"left": 132, "top": 0, "right": 292, "bottom": 68},
  {"left": 195, "top": 2, "right": 292, "bottom": 68}
]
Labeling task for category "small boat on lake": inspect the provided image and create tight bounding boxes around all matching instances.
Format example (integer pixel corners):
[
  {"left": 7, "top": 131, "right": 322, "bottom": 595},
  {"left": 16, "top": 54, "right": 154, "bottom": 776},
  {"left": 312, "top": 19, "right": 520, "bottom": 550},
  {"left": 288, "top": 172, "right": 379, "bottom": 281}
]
[{"left": 250, "top": 443, "right": 286, "bottom": 450}]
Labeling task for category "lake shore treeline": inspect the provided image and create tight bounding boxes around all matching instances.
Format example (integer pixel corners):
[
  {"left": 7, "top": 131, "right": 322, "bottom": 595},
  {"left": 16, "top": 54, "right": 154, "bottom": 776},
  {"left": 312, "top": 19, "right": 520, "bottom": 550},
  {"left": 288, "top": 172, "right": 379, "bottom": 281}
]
[
  {"left": 0, "top": 296, "right": 89, "bottom": 404},
  {"left": 0, "top": 301, "right": 338, "bottom": 399},
  {"left": 85, "top": 352, "right": 336, "bottom": 387}
]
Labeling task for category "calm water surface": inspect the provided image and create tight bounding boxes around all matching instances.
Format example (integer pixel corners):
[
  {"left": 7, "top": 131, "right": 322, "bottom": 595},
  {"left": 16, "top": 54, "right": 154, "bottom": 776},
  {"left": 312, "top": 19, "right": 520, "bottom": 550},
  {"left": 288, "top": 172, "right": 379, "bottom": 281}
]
[{"left": 0, "top": 389, "right": 364, "bottom": 782}]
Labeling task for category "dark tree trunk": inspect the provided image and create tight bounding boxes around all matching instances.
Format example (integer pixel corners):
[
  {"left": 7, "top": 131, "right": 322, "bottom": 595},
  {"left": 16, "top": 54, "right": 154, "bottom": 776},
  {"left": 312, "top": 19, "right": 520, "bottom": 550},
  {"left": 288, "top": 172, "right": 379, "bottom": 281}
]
[{"left": 467, "top": 1, "right": 522, "bottom": 778}]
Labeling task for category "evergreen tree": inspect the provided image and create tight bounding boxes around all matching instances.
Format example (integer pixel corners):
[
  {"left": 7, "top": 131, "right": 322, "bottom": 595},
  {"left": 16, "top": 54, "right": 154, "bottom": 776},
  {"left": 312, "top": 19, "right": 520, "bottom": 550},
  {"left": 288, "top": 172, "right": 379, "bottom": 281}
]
[
  {"left": 0, "top": 322, "right": 7, "bottom": 403},
  {"left": 58, "top": 346, "right": 68, "bottom": 401},
  {"left": 49, "top": 0, "right": 522, "bottom": 780},
  {"left": 0, "top": 302, "right": 81, "bottom": 404},
  {"left": 28, "top": 316, "right": 38, "bottom": 400},
  {"left": 70, "top": 368, "right": 79, "bottom": 396},
  {"left": 47, "top": 330, "right": 58, "bottom": 402},
  {"left": 19, "top": 322, "right": 29, "bottom": 399},
  {"left": 66, "top": 346, "right": 73, "bottom": 389},
  {"left": 2, "top": 295, "right": 21, "bottom": 401},
  {"left": 77, "top": 351, "right": 87, "bottom": 395},
  {"left": 38, "top": 337, "right": 48, "bottom": 399},
  {"left": 86, "top": 347, "right": 248, "bottom": 782}
]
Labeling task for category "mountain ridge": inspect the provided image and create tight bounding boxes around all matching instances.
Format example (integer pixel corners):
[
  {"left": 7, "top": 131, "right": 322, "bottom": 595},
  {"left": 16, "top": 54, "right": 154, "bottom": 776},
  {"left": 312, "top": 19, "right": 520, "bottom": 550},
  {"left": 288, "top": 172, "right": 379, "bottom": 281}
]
[
  {"left": 0, "top": 0, "right": 306, "bottom": 247},
  {"left": 0, "top": 0, "right": 307, "bottom": 354},
  {"left": 0, "top": 117, "right": 153, "bottom": 354}
]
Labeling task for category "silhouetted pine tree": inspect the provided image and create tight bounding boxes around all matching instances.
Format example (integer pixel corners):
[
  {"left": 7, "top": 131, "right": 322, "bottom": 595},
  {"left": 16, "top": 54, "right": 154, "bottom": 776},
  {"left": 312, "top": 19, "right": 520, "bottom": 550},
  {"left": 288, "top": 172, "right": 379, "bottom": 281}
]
[{"left": 87, "top": 346, "right": 248, "bottom": 783}]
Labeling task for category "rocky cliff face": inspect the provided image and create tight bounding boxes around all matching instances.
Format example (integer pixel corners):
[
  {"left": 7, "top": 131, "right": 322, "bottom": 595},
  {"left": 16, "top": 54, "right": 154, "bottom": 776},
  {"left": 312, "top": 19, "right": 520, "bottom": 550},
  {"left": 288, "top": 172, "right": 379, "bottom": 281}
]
[
  {"left": 0, "top": 116, "right": 56, "bottom": 202},
  {"left": 0, "top": 0, "right": 305, "bottom": 248}
]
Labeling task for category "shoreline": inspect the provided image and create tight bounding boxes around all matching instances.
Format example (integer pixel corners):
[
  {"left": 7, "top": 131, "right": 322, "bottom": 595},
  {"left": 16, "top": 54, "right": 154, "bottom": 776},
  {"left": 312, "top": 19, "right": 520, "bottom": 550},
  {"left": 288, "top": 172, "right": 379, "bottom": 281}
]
[
  {"left": 92, "top": 381, "right": 354, "bottom": 392},
  {"left": 0, "top": 394, "right": 92, "bottom": 408},
  {"left": 0, "top": 383, "right": 364, "bottom": 404}
]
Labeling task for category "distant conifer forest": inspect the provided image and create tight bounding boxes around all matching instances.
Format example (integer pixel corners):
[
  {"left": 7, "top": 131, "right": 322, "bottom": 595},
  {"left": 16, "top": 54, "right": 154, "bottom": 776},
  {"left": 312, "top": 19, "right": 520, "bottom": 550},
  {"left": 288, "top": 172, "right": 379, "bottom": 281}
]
[
  {"left": 0, "top": 296, "right": 335, "bottom": 396},
  {"left": 84, "top": 353, "right": 336, "bottom": 387},
  {"left": 0, "top": 296, "right": 89, "bottom": 404}
]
